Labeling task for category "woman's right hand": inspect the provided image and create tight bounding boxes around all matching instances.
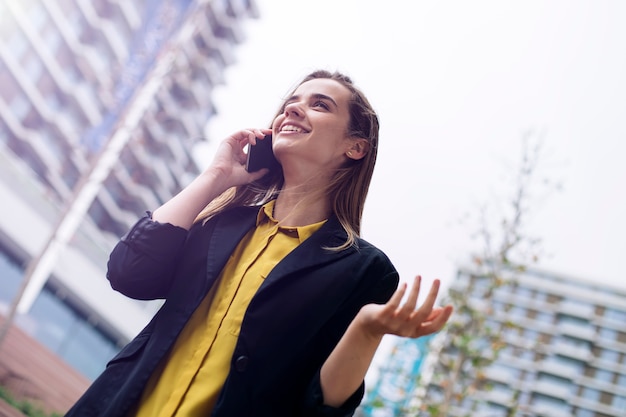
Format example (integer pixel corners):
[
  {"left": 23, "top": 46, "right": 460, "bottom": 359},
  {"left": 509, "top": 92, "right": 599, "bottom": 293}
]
[
  {"left": 152, "top": 128, "right": 273, "bottom": 229},
  {"left": 206, "top": 128, "right": 273, "bottom": 189}
]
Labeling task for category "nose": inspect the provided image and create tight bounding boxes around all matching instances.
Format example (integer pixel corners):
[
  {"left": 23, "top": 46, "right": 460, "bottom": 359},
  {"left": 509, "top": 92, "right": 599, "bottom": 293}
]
[{"left": 283, "top": 101, "right": 303, "bottom": 118}]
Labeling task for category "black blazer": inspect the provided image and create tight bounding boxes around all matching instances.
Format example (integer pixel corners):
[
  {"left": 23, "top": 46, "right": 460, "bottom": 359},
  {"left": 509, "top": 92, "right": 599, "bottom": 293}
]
[{"left": 66, "top": 206, "right": 398, "bottom": 417}]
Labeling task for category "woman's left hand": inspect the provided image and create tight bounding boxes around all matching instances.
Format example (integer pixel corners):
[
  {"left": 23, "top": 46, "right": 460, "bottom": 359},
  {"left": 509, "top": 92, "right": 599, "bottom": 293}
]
[
  {"left": 356, "top": 275, "right": 453, "bottom": 340},
  {"left": 320, "top": 275, "right": 453, "bottom": 406}
]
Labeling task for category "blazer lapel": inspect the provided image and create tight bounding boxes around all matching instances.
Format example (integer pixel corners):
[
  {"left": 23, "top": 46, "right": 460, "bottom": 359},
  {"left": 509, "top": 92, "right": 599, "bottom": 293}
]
[
  {"left": 258, "top": 215, "right": 353, "bottom": 292},
  {"left": 205, "top": 206, "right": 257, "bottom": 285}
]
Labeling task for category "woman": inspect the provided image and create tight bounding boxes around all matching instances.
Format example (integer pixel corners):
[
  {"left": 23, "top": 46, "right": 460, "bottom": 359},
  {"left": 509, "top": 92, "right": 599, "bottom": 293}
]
[{"left": 66, "top": 70, "right": 453, "bottom": 417}]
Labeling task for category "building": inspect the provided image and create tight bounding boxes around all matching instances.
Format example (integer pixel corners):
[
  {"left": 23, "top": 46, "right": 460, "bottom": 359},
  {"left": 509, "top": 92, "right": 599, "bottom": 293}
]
[
  {"left": 0, "top": 0, "right": 258, "bottom": 386},
  {"left": 418, "top": 268, "right": 626, "bottom": 417},
  {"left": 357, "top": 335, "right": 433, "bottom": 417}
]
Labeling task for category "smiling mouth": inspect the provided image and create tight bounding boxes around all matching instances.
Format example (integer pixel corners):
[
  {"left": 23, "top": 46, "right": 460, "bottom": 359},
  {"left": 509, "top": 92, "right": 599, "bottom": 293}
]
[{"left": 280, "top": 124, "right": 310, "bottom": 134}]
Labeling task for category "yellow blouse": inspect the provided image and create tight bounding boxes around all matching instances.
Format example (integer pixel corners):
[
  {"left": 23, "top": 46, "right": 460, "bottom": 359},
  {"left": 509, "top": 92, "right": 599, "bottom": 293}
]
[{"left": 132, "top": 201, "right": 326, "bottom": 417}]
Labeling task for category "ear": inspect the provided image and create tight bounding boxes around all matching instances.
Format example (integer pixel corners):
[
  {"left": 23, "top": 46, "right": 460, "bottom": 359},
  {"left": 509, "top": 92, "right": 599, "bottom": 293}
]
[{"left": 345, "top": 138, "right": 369, "bottom": 161}]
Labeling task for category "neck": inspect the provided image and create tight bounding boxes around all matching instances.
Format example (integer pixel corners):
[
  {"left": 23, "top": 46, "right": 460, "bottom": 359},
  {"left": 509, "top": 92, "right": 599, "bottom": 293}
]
[{"left": 273, "top": 174, "right": 332, "bottom": 227}]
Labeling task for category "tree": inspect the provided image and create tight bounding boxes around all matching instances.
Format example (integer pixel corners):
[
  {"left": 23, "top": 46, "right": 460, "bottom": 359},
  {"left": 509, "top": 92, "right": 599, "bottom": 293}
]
[{"left": 410, "top": 131, "right": 561, "bottom": 416}]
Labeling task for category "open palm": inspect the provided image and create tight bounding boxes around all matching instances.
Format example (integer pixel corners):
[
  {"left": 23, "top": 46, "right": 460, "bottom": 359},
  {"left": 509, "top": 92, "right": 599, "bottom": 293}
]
[{"left": 358, "top": 276, "right": 453, "bottom": 339}]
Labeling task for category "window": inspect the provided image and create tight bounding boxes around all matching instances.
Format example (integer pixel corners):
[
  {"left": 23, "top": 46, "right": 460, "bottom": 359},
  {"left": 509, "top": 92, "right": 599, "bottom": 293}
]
[
  {"left": 486, "top": 363, "right": 521, "bottom": 380},
  {"left": 557, "top": 314, "right": 595, "bottom": 340},
  {"left": 42, "top": 25, "right": 62, "bottom": 53},
  {"left": 594, "top": 368, "right": 614, "bottom": 384},
  {"left": 543, "top": 354, "right": 585, "bottom": 375},
  {"left": 515, "top": 286, "right": 533, "bottom": 299},
  {"left": 613, "top": 395, "right": 626, "bottom": 410},
  {"left": 534, "top": 291, "right": 549, "bottom": 303},
  {"left": 0, "top": 248, "right": 24, "bottom": 309},
  {"left": 538, "top": 372, "right": 571, "bottom": 388},
  {"left": 11, "top": 93, "right": 31, "bottom": 121},
  {"left": 425, "top": 386, "right": 444, "bottom": 403},
  {"left": 560, "top": 299, "right": 594, "bottom": 318},
  {"left": 0, "top": 5, "right": 16, "bottom": 41},
  {"left": 508, "top": 305, "right": 526, "bottom": 318},
  {"left": 557, "top": 334, "right": 591, "bottom": 349},
  {"left": 519, "top": 347, "right": 535, "bottom": 361},
  {"left": 58, "top": 319, "right": 118, "bottom": 380},
  {"left": 598, "top": 348, "right": 620, "bottom": 363},
  {"left": 26, "top": 288, "right": 77, "bottom": 352},
  {"left": 477, "top": 402, "right": 509, "bottom": 417},
  {"left": 0, "top": 121, "right": 7, "bottom": 145},
  {"left": 531, "top": 393, "right": 569, "bottom": 414},
  {"left": 535, "top": 311, "right": 553, "bottom": 324},
  {"left": 8, "top": 30, "right": 28, "bottom": 60},
  {"left": 524, "top": 328, "right": 539, "bottom": 341},
  {"left": 599, "top": 327, "right": 618, "bottom": 342},
  {"left": 23, "top": 284, "right": 121, "bottom": 380},
  {"left": 580, "top": 387, "right": 600, "bottom": 402},
  {"left": 557, "top": 313, "right": 591, "bottom": 327},
  {"left": 23, "top": 51, "right": 43, "bottom": 80},
  {"left": 491, "top": 382, "right": 513, "bottom": 398},
  {"left": 29, "top": 2, "right": 49, "bottom": 31},
  {"left": 604, "top": 307, "right": 626, "bottom": 323}
]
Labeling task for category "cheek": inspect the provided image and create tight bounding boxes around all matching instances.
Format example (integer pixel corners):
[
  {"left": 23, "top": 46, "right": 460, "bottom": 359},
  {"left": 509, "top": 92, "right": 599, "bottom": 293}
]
[{"left": 271, "top": 115, "right": 284, "bottom": 132}]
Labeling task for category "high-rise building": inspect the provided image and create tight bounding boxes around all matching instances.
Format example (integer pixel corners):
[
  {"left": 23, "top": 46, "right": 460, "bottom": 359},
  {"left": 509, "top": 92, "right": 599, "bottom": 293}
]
[
  {"left": 358, "top": 335, "right": 433, "bottom": 417},
  {"left": 0, "top": 0, "right": 258, "bottom": 381},
  {"left": 418, "top": 268, "right": 626, "bottom": 417}
]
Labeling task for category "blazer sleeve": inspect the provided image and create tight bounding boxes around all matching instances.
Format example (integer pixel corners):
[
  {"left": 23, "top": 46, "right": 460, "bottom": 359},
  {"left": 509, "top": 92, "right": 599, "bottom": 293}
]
[
  {"left": 301, "top": 370, "right": 364, "bottom": 417},
  {"left": 301, "top": 255, "right": 400, "bottom": 417},
  {"left": 106, "top": 213, "right": 189, "bottom": 300}
]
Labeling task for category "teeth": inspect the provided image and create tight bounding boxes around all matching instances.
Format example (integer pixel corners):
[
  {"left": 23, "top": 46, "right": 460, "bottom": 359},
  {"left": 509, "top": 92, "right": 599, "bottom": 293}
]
[{"left": 281, "top": 125, "right": 306, "bottom": 133}]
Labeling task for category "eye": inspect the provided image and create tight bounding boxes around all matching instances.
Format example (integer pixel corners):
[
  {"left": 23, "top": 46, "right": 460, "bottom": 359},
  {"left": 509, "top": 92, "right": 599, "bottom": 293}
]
[{"left": 312, "top": 100, "right": 330, "bottom": 110}]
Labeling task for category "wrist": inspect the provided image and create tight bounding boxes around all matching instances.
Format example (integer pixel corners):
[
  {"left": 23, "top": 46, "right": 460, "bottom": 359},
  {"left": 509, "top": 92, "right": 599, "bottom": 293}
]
[
  {"left": 351, "top": 312, "right": 385, "bottom": 344},
  {"left": 199, "top": 166, "right": 231, "bottom": 193}
]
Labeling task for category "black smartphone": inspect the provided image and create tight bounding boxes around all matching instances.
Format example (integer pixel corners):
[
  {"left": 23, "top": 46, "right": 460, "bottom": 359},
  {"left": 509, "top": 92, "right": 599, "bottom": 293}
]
[{"left": 245, "top": 134, "right": 280, "bottom": 172}]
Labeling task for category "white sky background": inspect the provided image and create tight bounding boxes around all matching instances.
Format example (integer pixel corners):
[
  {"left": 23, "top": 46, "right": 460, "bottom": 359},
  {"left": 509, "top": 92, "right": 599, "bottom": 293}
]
[{"left": 198, "top": 0, "right": 626, "bottom": 297}]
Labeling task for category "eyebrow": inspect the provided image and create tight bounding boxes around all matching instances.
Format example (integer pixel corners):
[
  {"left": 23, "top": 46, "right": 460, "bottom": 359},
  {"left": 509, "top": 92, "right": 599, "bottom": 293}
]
[{"left": 285, "top": 93, "right": 338, "bottom": 109}]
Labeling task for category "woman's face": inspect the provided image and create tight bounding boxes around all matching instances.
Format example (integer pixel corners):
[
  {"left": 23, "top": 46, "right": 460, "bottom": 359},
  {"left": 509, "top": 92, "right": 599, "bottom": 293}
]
[{"left": 271, "top": 78, "right": 354, "bottom": 176}]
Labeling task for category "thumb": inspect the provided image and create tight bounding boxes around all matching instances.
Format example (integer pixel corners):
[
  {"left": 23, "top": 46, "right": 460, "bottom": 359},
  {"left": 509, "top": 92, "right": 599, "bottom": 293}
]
[{"left": 246, "top": 167, "right": 270, "bottom": 183}]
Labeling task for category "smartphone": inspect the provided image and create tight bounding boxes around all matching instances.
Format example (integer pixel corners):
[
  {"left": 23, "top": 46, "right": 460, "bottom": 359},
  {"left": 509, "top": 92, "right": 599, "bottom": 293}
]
[{"left": 245, "top": 134, "right": 280, "bottom": 173}]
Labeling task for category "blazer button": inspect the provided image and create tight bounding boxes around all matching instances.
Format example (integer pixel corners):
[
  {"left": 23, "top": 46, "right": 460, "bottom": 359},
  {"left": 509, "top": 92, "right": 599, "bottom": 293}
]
[{"left": 235, "top": 355, "right": 249, "bottom": 372}]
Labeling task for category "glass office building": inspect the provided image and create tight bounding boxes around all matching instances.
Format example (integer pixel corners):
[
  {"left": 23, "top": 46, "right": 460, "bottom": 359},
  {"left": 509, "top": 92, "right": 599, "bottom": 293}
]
[
  {"left": 0, "top": 0, "right": 258, "bottom": 380},
  {"left": 419, "top": 269, "right": 626, "bottom": 416}
]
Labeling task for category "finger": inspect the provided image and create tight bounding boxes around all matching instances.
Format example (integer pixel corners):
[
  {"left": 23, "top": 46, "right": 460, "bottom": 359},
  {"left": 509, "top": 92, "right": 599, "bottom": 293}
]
[
  {"left": 417, "top": 305, "right": 454, "bottom": 336},
  {"left": 247, "top": 130, "right": 258, "bottom": 145},
  {"left": 400, "top": 275, "right": 421, "bottom": 313},
  {"left": 257, "top": 128, "right": 272, "bottom": 137},
  {"left": 249, "top": 128, "right": 264, "bottom": 141},
  {"left": 245, "top": 128, "right": 273, "bottom": 146},
  {"left": 247, "top": 167, "right": 270, "bottom": 182},
  {"left": 410, "top": 279, "right": 441, "bottom": 321},
  {"left": 232, "top": 129, "right": 258, "bottom": 145},
  {"left": 423, "top": 279, "right": 442, "bottom": 311},
  {"left": 424, "top": 306, "right": 445, "bottom": 322},
  {"left": 245, "top": 128, "right": 271, "bottom": 140},
  {"left": 386, "top": 282, "right": 408, "bottom": 310}
]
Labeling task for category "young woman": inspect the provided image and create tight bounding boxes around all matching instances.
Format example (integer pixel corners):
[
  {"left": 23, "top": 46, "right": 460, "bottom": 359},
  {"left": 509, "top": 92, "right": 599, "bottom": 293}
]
[{"left": 66, "top": 70, "right": 453, "bottom": 417}]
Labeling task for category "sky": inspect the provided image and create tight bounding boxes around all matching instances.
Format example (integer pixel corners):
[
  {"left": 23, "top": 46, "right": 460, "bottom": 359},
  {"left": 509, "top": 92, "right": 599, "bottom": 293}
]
[{"left": 197, "top": 0, "right": 626, "bottom": 298}]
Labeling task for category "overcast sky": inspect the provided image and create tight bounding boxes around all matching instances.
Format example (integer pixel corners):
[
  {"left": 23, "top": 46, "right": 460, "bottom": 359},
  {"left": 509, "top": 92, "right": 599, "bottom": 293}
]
[{"left": 197, "top": 0, "right": 626, "bottom": 297}]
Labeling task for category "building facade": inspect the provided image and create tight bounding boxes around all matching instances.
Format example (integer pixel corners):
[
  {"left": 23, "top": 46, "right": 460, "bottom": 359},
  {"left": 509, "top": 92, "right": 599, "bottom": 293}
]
[
  {"left": 358, "top": 336, "right": 433, "bottom": 417},
  {"left": 419, "top": 269, "right": 626, "bottom": 416},
  {"left": 0, "top": 0, "right": 258, "bottom": 380}
]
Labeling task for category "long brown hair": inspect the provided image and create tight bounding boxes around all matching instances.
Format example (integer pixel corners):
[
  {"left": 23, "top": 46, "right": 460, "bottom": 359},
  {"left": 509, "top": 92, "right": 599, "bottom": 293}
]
[{"left": 196, "top": 70, "right": 380, "bottom": 250}]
